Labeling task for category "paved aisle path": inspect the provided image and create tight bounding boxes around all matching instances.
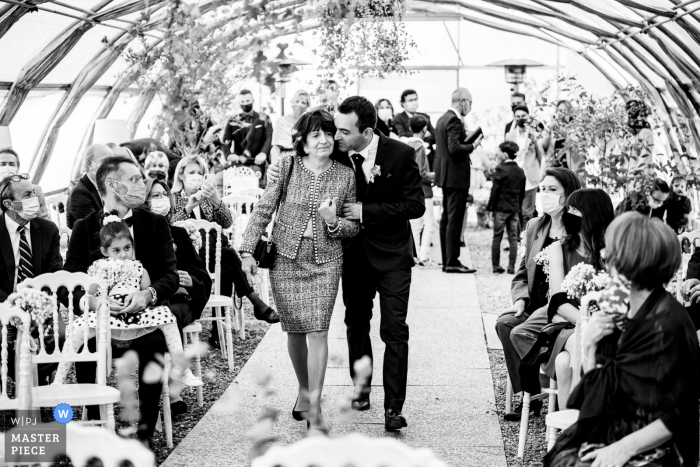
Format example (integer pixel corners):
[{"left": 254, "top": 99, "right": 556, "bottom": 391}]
[{"left": 163, "top": 246, "right": 507, "bottom": 466}]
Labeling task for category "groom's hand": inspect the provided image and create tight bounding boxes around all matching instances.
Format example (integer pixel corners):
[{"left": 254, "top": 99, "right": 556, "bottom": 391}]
[
  {"left": 342, "top": 203, "right": 362, "bottom": 221},
  {"left": 120, "top": 290, "right": 151, "bottom": 314}
]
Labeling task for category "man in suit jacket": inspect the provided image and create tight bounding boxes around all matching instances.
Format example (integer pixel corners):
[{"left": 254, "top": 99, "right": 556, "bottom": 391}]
[
  {"left": 504, "top": 92, "right": 526, "bottom": 136},
  {"left": 64, "top": 155, "right": 179, "bottom": 447},
  {"left": 122, "top": 138, "right": 182, "bottom": 183},
  {"left": 434, "top": 88, "right": 482, "bottom": 273},
  {"left": 66, "top": 144, "right": 113, "bottom": 228},
  {"left": 223, "top": 89, "right": 273, "bottom": 184},
  {"left": 334, "top": 97, "right": 425, "bottom": 431},
  {"left": 0, "top": 148, "right": 51, "bottom": 221},
  {"left": 0, "top": 174, "right": 63, "bottom": 383},
  {"left": 393, "top": 90, "right": 436, "bottom": 168}
]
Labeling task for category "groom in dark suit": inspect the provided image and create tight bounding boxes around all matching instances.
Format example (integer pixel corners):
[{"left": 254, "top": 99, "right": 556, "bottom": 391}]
[
  {"left": 64, "top": 155, "right": 179, "bottom": 448},
  {"left": 334, "top": 97, "right": 425, "bottom": 431}
]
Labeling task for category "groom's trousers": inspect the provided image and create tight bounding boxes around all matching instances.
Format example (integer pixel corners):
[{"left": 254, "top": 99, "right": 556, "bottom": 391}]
[{"left": 343, "top": 246, "right": 412, "bottom": 412}]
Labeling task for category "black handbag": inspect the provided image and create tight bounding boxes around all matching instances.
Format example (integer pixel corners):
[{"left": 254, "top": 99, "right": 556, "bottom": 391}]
[{"left": 253, "top": 157, "right": 293, "bottom": 269}]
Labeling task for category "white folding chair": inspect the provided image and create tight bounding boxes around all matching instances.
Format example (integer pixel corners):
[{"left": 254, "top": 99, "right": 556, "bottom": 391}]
[
  {"left": 45, "top": 194, "right": 68, "bottom": 227},
  {"left": 231, "top": 187, "right": 264, "bottom": 199},
  {"left": 222, "top": 194, "right": 257, "bottom": 249},
  {"left": 175, "top": 220, "right": 235, "bottom": 371},
  {"left": 223, "top": 166, "right": 261, "bottom": 196},
  {"left": 64, "top": 423, "right": 155, "bottom": 467},
  {"left": 251, "top": 433, "right": 448, "bottom": 467},
  {"left": 516, "top": 369, "right": 557, "bottom": 458},
  {"left": 0, "top": 303, "right": 32, "bottom": 412},
  {"left": 675, "top": 230, "right": 700, "bottom": 302},
  {"left": 58, "top": 226, "right": 71, "bottom": 259},
  {"left": 17, "top": 271, "right": 121, "bottom": 430}
]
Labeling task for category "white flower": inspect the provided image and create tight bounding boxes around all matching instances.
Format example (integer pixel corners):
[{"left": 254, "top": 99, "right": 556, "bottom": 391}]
[
  {"left": 181, "top": 221, "right": 203, "bottom": 251},
  {"left": 534, "top": 246, "right": 552, "bottom": 279},
  {"left": 102, "top": 215, "right": 122, "bottom": 226},
  {"left": 8, "top": 289, "right": 56, "bottom": 336},
  {"left": 561, "top": 263, "right": 609, "bottom": 300},
  {"left": 520, "top": 230, "right": 527, "bottom": 249},
  {"left": 88, "top": 259, "right": 141, "bottom": 294}
]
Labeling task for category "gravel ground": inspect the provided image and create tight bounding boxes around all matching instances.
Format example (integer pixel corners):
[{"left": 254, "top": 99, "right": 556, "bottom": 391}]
[
  {"left": 0, "top": 301, "right": 269, "bottom": 466},
  {"left": 465, "top": 227, "right": 550, "bottom": 467}
]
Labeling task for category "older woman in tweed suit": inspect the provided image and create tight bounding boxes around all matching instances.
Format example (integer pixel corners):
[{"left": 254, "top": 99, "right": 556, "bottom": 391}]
[{"left": 241, "top": 109, "right": 359, "bottom": 433}]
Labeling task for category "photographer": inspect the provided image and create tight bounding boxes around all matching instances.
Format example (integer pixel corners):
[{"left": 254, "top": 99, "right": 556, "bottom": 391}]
[{"left": 506, "top": 104, "right": 544, "bottom": 227}]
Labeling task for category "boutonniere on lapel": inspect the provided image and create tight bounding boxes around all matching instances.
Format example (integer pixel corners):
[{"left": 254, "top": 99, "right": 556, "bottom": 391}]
[{"left": 369, "top": 165, "right": 381, "bottom": 183}]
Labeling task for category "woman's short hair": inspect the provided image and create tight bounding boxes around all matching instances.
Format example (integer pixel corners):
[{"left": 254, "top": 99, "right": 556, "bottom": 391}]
[
  {"left": 293, "top": 109, "right": 337, "bottom": 157},
  {"left": 144, "top": 178, "right": 175, "bottom": 222},
  {"left": 604, "top": 212, "right": 680, "bottom": 289},
  {"left": 171, "top": 155, "right": 208, "bottom": 194},
  {"left": 144, "top": 151, "right": 168, "bottom": 170}
]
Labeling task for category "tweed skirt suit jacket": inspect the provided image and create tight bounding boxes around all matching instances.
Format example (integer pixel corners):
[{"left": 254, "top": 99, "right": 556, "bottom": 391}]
[{"left": 241, "top": 154, "right": 359, "bottom": 332}]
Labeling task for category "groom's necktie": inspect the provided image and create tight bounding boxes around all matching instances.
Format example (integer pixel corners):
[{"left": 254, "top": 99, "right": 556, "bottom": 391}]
[{"left": 352, "top": 154, "right": 367, "bottom": 201}]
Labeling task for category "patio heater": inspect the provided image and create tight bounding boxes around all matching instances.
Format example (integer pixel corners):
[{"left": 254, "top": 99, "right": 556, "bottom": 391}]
[
  {"left": 273, "top": 43, "right": 310, "bottom": 116},
  {"left": 487, "top": 59, "right": 544, "bottom": 93}
]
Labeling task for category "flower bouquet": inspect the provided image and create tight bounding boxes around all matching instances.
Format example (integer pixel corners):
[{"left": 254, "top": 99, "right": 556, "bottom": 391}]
[
  {"left": 7, "top": 288, "right": 56, "bottom": 337},
  {"left": 561, "top": 263, "right": 610, "bottom": 301},
  {"left": 180, "top": 221, "right": 203, "bottom": 252},
  {"left": 534, "top": 246, "right": 552, "bottom": 279},
  {"left": 596, "top": 274, "right": 631, "bottom": 331},
  {"left": 87, "top": 259, "right": 141, "bottom": 294}
]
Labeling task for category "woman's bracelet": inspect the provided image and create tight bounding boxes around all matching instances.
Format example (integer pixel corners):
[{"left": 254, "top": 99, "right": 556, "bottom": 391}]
[{"left": 326, "top": 219, "right": 340, "bottom": 233}]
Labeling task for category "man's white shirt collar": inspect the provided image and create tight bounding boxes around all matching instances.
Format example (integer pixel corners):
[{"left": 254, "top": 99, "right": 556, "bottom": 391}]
[{"left": 349, "top": 132, "right": 378, "bottom": 159}]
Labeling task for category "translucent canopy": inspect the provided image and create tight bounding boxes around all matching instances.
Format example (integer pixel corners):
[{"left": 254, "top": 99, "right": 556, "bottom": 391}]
[{"left": 1, "top": 0, "right": 699, "bottom": 192}]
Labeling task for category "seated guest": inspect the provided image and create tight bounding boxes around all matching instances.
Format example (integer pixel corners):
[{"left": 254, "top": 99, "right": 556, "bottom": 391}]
[
  {"left": 0, "top": 173, "right": 63, "bottom": 383},
  {"left": 495, "top": 167, "right": 581, "bottom": 420},
  {"left": 615, "top": 177, "right": 669, "bottom": 220},
  {"left": 665, "top": 175, "right": 692, "bottom": 234},
  {"left": 121, "top": 138, "right": 181, "bottom": 182},
  {"left": 66, "top": 144, "right": 112, "bottom": 228},
  {"left": 144, "top": 151, "right": 170, "bottom": 185},
  {"left": 64, "top": 155, "right": 179, "bottom": 448},
  {"left": 0, "top": 148, "right": 50, "bottom": 221},
  {"left": 170, "top": 155, "right": 278, "bottom": 347},
  {"left": 487, "top": 141, "right": 525, "bottom": 274},
  {"left": 536, "top": 188, "right": 613, "bottom": 409},
  {"left": 545, "top": 213, "right": 699, "bottom": 467}
]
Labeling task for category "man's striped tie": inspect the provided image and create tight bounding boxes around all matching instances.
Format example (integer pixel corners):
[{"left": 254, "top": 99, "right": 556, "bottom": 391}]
[{"left": 17, "top": 225, "right": 34, "bottom": 284}]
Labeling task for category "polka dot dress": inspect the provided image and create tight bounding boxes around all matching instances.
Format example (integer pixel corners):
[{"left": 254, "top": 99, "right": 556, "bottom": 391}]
[{"left": 75, "top": 261, "right": 176, "bottom": 341}]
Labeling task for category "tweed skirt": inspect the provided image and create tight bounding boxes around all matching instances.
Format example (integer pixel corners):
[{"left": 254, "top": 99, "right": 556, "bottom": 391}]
[{"left": 269, "top": 238, "right": 342, "bottom": 333}]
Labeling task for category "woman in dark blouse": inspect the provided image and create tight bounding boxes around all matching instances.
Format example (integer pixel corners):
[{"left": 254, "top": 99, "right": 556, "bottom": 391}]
[
  {"left": 374, "top": 98, "right": 398, "bottom": 139},
  {"left": 545, "top": 213, "right": 699, "bottom": 467}
]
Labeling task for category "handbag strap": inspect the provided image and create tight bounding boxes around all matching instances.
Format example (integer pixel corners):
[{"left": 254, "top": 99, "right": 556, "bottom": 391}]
[{"left": 269, "top": 156, "right": 294, "bottom": 241}]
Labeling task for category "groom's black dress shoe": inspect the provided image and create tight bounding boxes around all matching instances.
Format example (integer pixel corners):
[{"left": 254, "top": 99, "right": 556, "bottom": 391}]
[
  {"left": 170, "top": 400, "right": 188, "bottom": 416},
  {"left": 385, "top": 409, "right": 408, "bottom": 431},
  {"left": 351, "top": 397, "right": 370, "bottom": 411},
  {"left": 445, "top": 266, "right": 476, "bottom": 274}
]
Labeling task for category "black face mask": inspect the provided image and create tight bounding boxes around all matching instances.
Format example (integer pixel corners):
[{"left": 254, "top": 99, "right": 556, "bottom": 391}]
[
  {"left": 563, "top": 211, "right": 582, "bottom": 236},
  {"left": 516, "top": 118, "right": 527, "bottom": 128},
  {"left": 241, "top": 104, "right": 253, "bottom": 113},
  {"left": 148, "top": 170, "right": 166, "bottom": 181}
]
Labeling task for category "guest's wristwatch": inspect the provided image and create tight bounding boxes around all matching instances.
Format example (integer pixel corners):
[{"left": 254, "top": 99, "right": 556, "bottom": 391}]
[{"left": 147, "top": 287, "right": 157, "bottom": 306}]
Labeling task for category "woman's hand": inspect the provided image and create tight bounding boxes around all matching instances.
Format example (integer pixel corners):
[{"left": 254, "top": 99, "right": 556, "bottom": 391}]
[
  {"left": 500, "top": 299, "right": 526, "bottom": 318},
  {"left": 241, "top": 256, "right": 258, "bottom": 288},
  {"left": 107, "top": 298, "right": 124, "bottom": 313},
  {"left": 185, "top": 192, "right": 203, "bottom": 213},
  {"left": 267, "top": 162, "right": 281, "bottom": 183},
  {"left": 581, "top": 440, "right": 635, "bottom": 467},
  {"left": 682, "top": 278, "right": 700, "bottom": 303},
  {"left": 318, "top": 197, "right": 339, "bottom": 225},
  {"left": 200, "top": 180, "right": 220, "bottom": 206},
  {"left": 583, "top": 312, "right": 615, "bottom": 348},
  {"left": 178, "top": 270, "right": 193, "bottom": 288}
]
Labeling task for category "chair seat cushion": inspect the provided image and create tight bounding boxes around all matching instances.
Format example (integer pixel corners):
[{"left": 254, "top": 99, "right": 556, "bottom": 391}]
[
  {"left": 206, "top": 294, "right": 231, "bottom": 308},
  {"left": 183, "top": 322, "right": 203, "bottom": 333},
  {"left": 546, "top": 409, "right": 579, "bottom": 429},
  {"left": 32, "top": 384, "right": 121, "bottom": 407}
]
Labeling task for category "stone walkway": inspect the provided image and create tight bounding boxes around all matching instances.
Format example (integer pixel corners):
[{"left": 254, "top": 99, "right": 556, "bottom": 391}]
[{"left": 163, "top": 243, "right": 507, "bottom": 466}]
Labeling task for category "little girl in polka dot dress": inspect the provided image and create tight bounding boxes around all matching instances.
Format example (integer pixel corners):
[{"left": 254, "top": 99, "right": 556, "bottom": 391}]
[{"left": 53, "top": 213, "right": 202, "bottom": 387}]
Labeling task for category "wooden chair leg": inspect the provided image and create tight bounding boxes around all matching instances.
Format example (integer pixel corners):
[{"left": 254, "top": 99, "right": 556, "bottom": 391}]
[
  {"left": 214, "top": 307, "right": 226, "bottom": 359},
  {"left": 224, "top": 307, "right": 234, "bottom": 372},
  {"left": 237, "top": 305, "right": 245, "bottom": 341},
  {"left": 548, "top": 379, "right": 558, "bottom": 414},
  {"left": 547, "top": 426, "right": 558, "bottom": 450},
  {"left": 192, "top": 331, "right": 203, "bottom": 407},
  {"left": 505, "top": 373, "right": 513, "bottom": 414},
  {"left": 518, "top": 392, "right": 531, "bottom": 458},
  {"left": 162, "top": 359, "right": 173, "bottom": 449}
]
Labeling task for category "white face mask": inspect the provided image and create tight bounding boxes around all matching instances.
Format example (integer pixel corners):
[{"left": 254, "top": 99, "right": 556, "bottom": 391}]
[
  {"left": 149, "top": 198, "right": 171, "bottom": 216},
  {"left": 377, "top": 108, "right": 392, "bottom": 121},
  {"left": 184, "top": 174, "right": 203, "bottom": 193},
  {"left": 15, "top": 197, "right": 40, "bottom": 221},
  {"left": 0, "top": 166, "right": 18, "bottom": 178},
  {"left": 540, "top": 192, "right": 564, "bottom": 215}
]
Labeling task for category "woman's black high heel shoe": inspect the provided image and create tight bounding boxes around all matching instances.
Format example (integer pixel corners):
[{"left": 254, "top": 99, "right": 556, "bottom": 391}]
[{"left": 292, "top": 396, "right": 307, "bottom": 421}]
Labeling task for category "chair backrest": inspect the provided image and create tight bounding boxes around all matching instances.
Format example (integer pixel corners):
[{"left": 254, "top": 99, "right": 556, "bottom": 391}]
[
  {"left": 65, "top": 423, "right": 155, "bottom": 467},
  {"left": 251, "top": 434, "right": 448, "bottom": 467},
  {"left": 571, "top": 290, "right": 602, "bottom": 389},
  {"left": 223, "top": 166, "right": 261, "bottom": 196},
  {"left": 175, "top": 219, "right": 222, "bottom": 293},
  {"left": 232, "top": 187, "right": 264, "bottom": 199},
  {"left": 675, "top": 230, "right": 700, "bottom": 301},
  {"left": 222, "top": 195, "right": 258, "bottom": 249},
  {"left": 45, "top": 194, "right": 69, "bottom": 228},
  {"left": 16, "top": 271, "right": 110, "bottom": 384},
  {"left": 0, "top": 303, "right": 31, "bottom": 411}
]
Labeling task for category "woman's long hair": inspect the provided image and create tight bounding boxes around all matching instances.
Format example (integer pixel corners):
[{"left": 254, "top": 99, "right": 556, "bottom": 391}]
[
  {"left": 533, "top": 167, "right": 582, "bottom": 237},
  {"left": 562, "top": 188, "right": 615, "bottom": 270}
]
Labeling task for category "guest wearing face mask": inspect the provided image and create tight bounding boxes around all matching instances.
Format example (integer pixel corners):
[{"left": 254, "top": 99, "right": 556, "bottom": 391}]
[
  {"left": 506, "top": 105, "right": 544, "bottom": 229},
  {"left": 223, "top": 90, "right": 273, "bottom": 185},
  {"left": 66, "top": 144, "right": 113, "bottom": 228},
  {"left": 495, "top": 167, "right": 581, "bottom": 421},
  {"left": 170, "top": 155, "right": 278, "bottom": 346},
  {"left": 615, "top": 177, "right": 670, "bottom": 220},
  {"left": 374, "top": 99, "right": 399, "bottom": 139},
  {"left": 0, "top": 148, "right": 50, "bottom": 221},
  {"left": 504, "top": 92, "right": 526, "bottom": 136},
  {"left": 393, "top": 90, "right": 436, "bottom": 167},
  {"left": 271, "top": 90, "right": 310, "bottom": 165},
  {"left": 143, "top": 151, "right": 170, "bottom": 185}
]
